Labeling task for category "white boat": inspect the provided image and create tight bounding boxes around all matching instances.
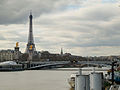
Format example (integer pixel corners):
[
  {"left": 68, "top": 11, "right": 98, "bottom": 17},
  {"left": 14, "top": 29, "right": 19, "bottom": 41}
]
[{"left": 0, "top": 61, "right": 23, "bottom": 71}]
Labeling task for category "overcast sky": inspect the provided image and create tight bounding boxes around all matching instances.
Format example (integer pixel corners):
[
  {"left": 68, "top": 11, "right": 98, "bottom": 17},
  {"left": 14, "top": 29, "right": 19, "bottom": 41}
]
[{"left": 0, "top": 0, "right": 120, "bottom": 56}]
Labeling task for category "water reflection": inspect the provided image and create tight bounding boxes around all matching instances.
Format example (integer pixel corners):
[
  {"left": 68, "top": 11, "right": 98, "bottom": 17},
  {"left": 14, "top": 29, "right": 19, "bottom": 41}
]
[{"left": 0, "top": 70, "right": 76, "bottom": 90}]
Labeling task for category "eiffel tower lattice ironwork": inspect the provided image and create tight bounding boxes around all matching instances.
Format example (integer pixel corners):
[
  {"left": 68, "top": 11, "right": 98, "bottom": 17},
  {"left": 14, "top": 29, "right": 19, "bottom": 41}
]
[{"left": 25, "top": 12, "right": 36, "bottom": 55}]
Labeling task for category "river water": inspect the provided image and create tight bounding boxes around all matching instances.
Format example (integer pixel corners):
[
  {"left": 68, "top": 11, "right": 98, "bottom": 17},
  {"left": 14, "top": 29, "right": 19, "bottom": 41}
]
[{"left": 0, "top": 70, "right": 75, "bottom": 90}]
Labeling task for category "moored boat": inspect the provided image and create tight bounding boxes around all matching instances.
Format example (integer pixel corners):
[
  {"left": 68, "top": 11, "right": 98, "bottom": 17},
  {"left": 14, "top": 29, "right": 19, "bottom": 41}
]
[{"left": 0, "top": 61, "right": 23, "bottom": 71}]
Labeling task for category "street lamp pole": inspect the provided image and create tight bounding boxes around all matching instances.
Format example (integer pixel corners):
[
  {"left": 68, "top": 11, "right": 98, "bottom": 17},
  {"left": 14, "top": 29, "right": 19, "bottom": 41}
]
[{"left": 111, "top": 61, "right": 117, "bottom": 85}]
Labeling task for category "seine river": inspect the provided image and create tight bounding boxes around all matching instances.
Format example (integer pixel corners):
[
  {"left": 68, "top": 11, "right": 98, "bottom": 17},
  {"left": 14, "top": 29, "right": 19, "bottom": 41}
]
[{"left": 0, "top": 70, "right": 75, "bottom": 90}]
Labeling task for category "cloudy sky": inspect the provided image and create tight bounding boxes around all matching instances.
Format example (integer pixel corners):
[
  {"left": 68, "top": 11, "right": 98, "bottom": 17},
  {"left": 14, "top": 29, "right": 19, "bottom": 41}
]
[{"left": 0, "top": 0, "right": 120, "bottom": 56}]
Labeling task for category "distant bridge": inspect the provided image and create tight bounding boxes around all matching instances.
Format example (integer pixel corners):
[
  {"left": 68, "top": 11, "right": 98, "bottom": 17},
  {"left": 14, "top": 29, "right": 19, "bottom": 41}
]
[
  {"left": 22, "top": 60, "right": 119, "bottom": 70},
  {"left": 78, "top": 60, "right": 120, "bottom": 67},
  {"left": 27, "top": 61, "right": 70, "bottom": 70},
  {"left": 78, "top": 61, "right": 112, "bottom": 65}
]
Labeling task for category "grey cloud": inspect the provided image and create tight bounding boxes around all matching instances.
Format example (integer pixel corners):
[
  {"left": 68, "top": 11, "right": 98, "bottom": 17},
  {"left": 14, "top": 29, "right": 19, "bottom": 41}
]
[
  {"left": 0, "top": 0, "right": 85, "bottom": 25},
  {"left": 34, "top": 2, "right": 120, "bottom": 49},
  {"left": 0, "top": 0, "right": 57, "bottom": 24},
  {"left": 7, "top": 36, "right": 27, "bottom": 42},
  {"left": 0, "top": 35, "right": 6, "bottom": 40}
]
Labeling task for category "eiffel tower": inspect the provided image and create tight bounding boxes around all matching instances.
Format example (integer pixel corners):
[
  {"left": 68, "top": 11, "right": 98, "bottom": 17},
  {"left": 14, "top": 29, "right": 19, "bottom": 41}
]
[{"left": 26, "top": 12, "right": 36, "bottom": 60}]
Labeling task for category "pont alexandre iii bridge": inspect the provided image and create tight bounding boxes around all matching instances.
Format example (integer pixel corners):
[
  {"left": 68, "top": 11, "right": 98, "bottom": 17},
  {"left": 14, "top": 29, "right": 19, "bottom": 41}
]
[
  {"left": 20, "top": 61, "right": 70, "bottom": 70},
  {"left": 19, "top": 60, "right": 119, "bottom": 70}
]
